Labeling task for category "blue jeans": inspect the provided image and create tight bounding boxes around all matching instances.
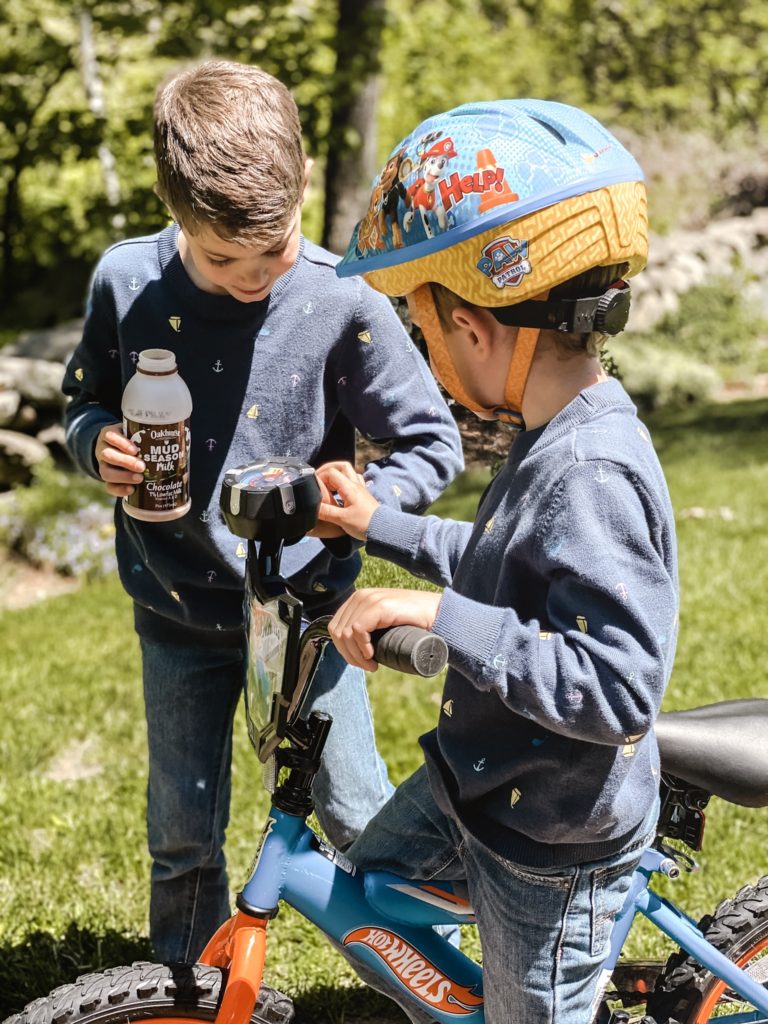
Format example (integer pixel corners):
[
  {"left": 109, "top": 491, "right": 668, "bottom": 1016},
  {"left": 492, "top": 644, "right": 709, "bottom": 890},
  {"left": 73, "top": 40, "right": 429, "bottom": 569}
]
[
  {"left": 140, "top": 636, "right": 393, "bottom": 963},
  {"left": 344, "top": 764, "right": 654, "bottom": 1024}
]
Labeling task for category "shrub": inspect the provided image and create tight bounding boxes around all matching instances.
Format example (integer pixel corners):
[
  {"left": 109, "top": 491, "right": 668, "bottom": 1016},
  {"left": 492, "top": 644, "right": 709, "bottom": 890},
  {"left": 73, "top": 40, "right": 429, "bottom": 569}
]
[
  {"left": 650, "top": 275, "right": 768, "bottom": 371},
  {"left": 615, "top": 274, "right": 767, "bottom": 409},
  {"left": 0, "top": 460, "right": 116, "bottom": 579},
  {"left": 611, "top": 341, "right": 720, "bottom": 412}
]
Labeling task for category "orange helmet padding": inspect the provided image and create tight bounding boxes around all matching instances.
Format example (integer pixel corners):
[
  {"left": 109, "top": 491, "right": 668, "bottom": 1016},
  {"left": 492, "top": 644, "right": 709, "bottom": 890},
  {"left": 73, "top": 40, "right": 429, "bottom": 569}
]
[{"left": 362, "top": 181, "right": 647, "bottom": 304}]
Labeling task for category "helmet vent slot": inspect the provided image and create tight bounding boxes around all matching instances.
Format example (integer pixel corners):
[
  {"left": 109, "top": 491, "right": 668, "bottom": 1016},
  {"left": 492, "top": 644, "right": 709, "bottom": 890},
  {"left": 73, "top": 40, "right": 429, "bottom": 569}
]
[{"left": 529, "top": 116, "right": 567, "bottom": 145}]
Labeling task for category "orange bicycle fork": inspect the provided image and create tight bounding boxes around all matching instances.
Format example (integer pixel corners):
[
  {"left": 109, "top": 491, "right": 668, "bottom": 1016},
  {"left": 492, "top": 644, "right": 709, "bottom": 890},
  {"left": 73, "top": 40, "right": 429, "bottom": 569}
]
[{"left": 199, "top": 910, "right": 271, "bottom": 1024}]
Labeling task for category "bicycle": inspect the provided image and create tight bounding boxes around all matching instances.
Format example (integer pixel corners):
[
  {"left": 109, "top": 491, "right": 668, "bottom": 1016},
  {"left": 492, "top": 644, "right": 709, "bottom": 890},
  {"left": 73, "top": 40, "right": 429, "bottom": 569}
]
[{"left": 6, "top": 457, "right": 768, "bottom": 1024}]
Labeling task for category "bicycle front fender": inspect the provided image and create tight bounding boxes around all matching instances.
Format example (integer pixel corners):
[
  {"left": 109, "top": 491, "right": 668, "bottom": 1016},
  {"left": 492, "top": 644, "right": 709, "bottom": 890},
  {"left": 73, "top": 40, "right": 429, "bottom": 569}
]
[{"left": 198, "top": 913, "right": 269, "bottom": 1024}]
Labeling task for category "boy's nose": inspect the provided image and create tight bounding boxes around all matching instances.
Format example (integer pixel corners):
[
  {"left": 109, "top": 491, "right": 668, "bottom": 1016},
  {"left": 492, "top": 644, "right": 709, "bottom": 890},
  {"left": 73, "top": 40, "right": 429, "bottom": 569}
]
[{"left": 239, "top": 268, "right": 269, "bottom": 289}]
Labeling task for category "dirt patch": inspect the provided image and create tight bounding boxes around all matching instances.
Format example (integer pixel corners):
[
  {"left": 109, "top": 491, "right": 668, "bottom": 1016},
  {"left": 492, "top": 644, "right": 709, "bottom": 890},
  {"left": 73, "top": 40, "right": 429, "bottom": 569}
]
[
  {"left": 45, "top": 736, "right": 103, "bottom": 782},
  {"left": 715, "top": 372, "right": 768, "bottom": 402},
  {"left": 0, "top": 549, "right": 80, "bottom": 611}
]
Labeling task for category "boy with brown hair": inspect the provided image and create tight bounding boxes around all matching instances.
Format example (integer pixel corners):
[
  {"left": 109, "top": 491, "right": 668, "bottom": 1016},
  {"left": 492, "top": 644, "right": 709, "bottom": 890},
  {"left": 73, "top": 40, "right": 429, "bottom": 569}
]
[
  {"left": 61, "top": 59, "right": 463, "bottom": 964},
  {"left": 316, "top": 99, "right": 679, "bottom": 1022}
]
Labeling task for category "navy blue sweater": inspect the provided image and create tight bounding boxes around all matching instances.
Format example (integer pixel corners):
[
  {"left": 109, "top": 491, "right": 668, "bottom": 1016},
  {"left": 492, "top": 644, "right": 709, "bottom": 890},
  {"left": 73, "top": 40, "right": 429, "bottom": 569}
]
[
  {"left": 367, "top": 379, "right": 679, "bottom": 867},
  {"left": 63, "top": 226, "right": 463, "bottom": 644}
]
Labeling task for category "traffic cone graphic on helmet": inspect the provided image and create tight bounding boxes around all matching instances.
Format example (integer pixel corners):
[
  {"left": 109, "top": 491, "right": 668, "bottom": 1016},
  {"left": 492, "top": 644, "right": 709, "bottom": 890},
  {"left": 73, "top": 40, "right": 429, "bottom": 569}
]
[{"left": 477, "top": 148, "right": 519, "bottom": 213}]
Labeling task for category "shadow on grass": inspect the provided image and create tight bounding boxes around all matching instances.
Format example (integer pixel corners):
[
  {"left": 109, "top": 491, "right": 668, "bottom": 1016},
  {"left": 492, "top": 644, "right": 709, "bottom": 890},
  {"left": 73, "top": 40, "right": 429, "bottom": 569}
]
[
  {"left": 0, "top": 928, "right": 405, "bottom": 1024},
  {"left": 292, "top": 984, "right": 407, "bottom": 1023},
  {"left": 0, "top": 925, "right": 152, "bottom": 1020},
  {"left": 648, "top": 396, "right": 768, "bottom": 468}
]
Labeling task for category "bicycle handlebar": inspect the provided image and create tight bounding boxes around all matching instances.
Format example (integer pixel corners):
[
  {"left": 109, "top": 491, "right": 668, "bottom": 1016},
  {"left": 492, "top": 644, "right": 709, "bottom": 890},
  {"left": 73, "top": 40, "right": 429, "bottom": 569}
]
[
  {"left": 372, "top": 625, "right": 448, "bottom": 677},
  {"left": 261, "top": 621, "right": 448, "bottom": 765}
]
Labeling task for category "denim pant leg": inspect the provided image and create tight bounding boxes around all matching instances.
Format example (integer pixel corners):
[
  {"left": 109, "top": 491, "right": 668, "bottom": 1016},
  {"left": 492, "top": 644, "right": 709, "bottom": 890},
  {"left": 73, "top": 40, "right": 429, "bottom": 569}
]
[
  {"left": 302, "top": 643, "right": 394, "bottom": 850},
  {"left": 340, "top": 765, "right": 465, "bottom": 1024},
  {"left": 343, "top": 764, "right": 651, "bottom": 1024},
  {"left": 140, "top": 637, "right": 245, "bottom": 963},
  {"left": 460, "top": 828, "right": 651, "bottom": 1024}
]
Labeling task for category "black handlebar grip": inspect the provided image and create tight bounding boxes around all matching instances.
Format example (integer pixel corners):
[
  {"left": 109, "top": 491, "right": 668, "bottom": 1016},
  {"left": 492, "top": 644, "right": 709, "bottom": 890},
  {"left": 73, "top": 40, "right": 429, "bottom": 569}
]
[{"left": 372, "top": 626, "right": 448, "bottom": 677}]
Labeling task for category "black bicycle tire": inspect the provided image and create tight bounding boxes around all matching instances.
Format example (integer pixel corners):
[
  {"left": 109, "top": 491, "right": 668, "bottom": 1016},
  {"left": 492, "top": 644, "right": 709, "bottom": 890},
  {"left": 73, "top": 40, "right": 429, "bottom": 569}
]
[
  {"left": 646, "top": 874, "right": 768, "bottom": 1022},
  {"left": 1, "top": 962, "right": 294, "bottom": 1024}
]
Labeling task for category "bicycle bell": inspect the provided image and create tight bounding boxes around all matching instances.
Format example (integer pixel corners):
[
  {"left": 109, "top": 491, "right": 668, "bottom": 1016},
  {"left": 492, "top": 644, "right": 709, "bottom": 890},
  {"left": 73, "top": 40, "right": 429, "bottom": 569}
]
[{"left": 220, "top": 457, "right": 321, "bottom": 543}]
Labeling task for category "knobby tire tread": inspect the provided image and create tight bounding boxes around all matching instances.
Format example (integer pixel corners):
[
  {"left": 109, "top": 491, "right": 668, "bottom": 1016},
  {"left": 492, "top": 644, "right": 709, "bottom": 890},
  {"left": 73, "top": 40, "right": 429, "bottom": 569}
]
[
  {"left": 646, "top": 873, "right": 768, "bottom": 1023},
  {"left": 3, "top": 962, "right": 293, "bottom": 1024}
]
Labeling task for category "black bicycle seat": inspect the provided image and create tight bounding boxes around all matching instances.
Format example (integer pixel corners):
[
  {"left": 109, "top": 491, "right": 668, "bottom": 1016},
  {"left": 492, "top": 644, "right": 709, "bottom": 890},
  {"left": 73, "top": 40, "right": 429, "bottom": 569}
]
[{"left": 655, "top": 698, "right": 768, "bottom": 807}]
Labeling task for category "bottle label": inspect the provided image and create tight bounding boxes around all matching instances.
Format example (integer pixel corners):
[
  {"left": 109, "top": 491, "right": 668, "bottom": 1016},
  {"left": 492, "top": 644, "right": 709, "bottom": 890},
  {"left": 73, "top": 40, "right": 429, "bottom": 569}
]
[{"left": 123, "top": 418, "right": 191, "bottom": 514}]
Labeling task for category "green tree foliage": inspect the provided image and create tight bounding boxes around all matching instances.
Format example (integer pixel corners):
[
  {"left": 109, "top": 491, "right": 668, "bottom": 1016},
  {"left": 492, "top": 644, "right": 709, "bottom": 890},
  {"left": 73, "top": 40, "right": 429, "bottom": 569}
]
[
  {"left": 1, "top": 0, "right": 767, "bottom": 330},
  {"left": 0, "top": 1, "right": 338, "bottom": 328},
  {"left": 377, "top": 0, "right": 768, "bottom": 152}
]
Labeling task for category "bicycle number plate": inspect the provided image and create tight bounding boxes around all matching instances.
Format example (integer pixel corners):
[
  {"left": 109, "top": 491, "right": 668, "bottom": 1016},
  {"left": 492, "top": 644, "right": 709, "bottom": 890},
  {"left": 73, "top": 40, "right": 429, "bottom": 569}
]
[{"left": 245, "top": 597, "right": 289, "bottom": 748}]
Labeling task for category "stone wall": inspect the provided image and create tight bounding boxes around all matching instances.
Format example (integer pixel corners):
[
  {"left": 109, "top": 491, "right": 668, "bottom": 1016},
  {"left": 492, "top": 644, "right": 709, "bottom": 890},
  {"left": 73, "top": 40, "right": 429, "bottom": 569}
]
[
  {"left": 0, "top": 337, "right": 72, "bottom": 487},
  {"left": 629, "top": 207, "right": 768, "bottom": 332},
  {"left": 1, "top": 205, "right": 766, "bottom": 487}
]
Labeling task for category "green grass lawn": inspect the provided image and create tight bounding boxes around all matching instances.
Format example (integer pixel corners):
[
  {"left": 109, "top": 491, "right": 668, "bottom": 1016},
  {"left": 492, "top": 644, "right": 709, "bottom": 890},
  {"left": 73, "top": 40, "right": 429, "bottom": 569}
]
[{"left": 1, "top": 397, "right": 767, "bottom": 1021}]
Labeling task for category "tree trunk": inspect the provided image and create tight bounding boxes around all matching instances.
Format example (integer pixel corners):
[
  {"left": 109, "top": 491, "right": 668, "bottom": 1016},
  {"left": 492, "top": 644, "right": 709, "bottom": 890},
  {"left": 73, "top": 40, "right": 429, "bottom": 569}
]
[
  {"left": 321, "top": 0, "right": 386, "bottom": 256},
  {"left": 79, "top": 9, "right": 123, "bottom": 232}
]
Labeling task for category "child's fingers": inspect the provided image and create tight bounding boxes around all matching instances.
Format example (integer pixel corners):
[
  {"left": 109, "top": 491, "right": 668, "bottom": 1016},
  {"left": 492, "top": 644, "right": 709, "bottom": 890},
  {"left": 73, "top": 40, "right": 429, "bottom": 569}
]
[
  {"left": 317, "top": 460, "right": 358, "bottom": 482},
  {"left": 100, "top": 446, "right": 146, "bottom": 476},
  {"left": 105, "top": 481, "right": 139, "bottom": 498},
  {"left": 101, "top": 428, "right": 137, "bottom": 454},
  {"left": 316, "top": 467, "right": 377, "bottom": 540},
  {"left": 316, "top": 472, "right": 353, "bottom": 520},
  {"left": 335, "top": 462, "right": 364, "bottom": 484},
  {"left": 329, "top": 594, "right": 380, "bottom": 671},
  {"left": 314, "top": 472, "right": 334, "bottom": 504},
  {"left": 101, "top": 463, "right": 145, "bottom": 484},
  {"left": 330, "top": 627, "right": 378, "bottom": 672},
  {"left": 324, "top": 466, "right": 360, "bottom": 505}
]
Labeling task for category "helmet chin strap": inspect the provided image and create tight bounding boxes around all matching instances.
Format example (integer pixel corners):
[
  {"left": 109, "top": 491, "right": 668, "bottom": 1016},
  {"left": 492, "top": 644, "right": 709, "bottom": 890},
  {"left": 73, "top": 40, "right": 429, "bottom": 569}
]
[{"left": 411, "top": 284, "right": 541, "bottom": 430}]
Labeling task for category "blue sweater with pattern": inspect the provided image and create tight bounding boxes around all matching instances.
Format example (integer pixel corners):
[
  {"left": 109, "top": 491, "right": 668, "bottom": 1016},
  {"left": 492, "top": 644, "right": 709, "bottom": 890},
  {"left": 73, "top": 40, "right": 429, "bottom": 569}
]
[
  {"left": 62, "top": 226, "right": 463, "bottom": 644},
  {"left": 367, "top": 379, "right": 679, "bottom": 867}
]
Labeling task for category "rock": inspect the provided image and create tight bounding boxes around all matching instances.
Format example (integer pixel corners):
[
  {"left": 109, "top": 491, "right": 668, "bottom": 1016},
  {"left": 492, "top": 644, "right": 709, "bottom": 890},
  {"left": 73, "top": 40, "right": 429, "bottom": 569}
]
[
  {"left": 0, "top": 389, "right": 21, "bottom": 427},
  {"left": 36, "top": 422, "right": 67, "bottom": 453},
  {"left": 6, "top": 319, "right": 83, "bottom": 363},
  {"left": 0, "top": 356, "right": 66, "bottom": 408},
  {"left": 9, "top": 404, "right": 39, "bottom": 431},
  {"left": 37, "top": 422, "right": 65, "bottom": 444},
  {"left": 673, "top": 251, "right": 709, "bottom": 286},
  {"left": 0, "top": 428, "right": 50, "bottom": 487}
]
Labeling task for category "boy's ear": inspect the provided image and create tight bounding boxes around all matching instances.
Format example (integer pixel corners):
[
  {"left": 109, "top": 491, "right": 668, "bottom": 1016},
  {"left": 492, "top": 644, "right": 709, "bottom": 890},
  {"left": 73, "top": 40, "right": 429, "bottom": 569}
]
[{"left": 450, "top": 305, "right": 503, "bottom": 362}]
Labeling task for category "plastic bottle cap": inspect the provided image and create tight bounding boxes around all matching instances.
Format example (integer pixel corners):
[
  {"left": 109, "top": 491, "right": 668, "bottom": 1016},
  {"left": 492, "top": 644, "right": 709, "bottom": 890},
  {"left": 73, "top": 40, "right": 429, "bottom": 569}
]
[{"left": 137, "top": 348, "right": 177, "bottom": 373}]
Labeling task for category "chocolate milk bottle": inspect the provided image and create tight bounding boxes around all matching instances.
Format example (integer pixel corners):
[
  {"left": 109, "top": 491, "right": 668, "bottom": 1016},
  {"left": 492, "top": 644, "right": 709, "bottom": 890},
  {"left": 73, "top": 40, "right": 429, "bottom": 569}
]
[{"left": 121, "top": 349, "right": 192, "bottom": 522}]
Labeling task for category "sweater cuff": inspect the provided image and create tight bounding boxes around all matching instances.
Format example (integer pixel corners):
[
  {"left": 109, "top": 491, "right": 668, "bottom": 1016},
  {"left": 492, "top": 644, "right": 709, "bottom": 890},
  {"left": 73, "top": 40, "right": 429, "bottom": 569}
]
[
  {"left": 433, "top": 587, "right": 504, "bottom": 681},
  {"left": 65, "top": 407, "right": 121, "bottom": 479},
  {"left": 366, "top": 503, "right": 425, "bottom": 561}
]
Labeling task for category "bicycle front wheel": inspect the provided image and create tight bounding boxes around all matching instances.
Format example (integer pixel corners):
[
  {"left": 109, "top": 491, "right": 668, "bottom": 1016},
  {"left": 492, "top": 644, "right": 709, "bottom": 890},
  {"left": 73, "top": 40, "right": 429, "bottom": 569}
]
[
  {"left": 647, "top": 875, "right": 768, "bottom": 1022},
  {"left": 3, "top": 962, "right": 293, "bottom": 1024}
]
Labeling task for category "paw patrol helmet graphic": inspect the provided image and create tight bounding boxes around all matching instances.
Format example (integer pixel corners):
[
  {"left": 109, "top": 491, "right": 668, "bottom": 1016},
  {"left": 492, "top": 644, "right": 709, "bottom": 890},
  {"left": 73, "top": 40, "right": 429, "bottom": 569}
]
[{"left": 337, "top": 100, "right": 648, "bottom": 427}]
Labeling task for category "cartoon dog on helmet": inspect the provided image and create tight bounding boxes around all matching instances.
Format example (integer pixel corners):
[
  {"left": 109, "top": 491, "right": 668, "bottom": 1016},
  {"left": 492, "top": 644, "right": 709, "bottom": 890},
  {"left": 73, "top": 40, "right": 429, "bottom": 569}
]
[{"left": 403, "top": 133, "right": 457, "bottom": 238}]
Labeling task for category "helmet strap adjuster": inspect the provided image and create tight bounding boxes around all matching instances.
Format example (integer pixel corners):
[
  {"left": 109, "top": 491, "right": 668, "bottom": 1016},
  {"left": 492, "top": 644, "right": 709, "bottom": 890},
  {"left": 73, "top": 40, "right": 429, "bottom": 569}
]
[{"left": 492, "top": 280, "right": 631, "bottom": 336}]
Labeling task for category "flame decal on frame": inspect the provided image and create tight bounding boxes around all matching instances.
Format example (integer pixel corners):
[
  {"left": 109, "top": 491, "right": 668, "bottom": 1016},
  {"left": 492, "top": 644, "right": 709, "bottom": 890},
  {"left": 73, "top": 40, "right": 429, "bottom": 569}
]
[{"left": 343, "top": 926, "right": 483, "bottom": 1015}]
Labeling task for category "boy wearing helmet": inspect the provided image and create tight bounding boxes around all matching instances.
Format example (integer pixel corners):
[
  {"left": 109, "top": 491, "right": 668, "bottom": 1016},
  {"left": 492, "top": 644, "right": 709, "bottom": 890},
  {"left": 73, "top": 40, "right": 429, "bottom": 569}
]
[{"left": 316, "top": 100, "right": 679, "bottom": 1023}]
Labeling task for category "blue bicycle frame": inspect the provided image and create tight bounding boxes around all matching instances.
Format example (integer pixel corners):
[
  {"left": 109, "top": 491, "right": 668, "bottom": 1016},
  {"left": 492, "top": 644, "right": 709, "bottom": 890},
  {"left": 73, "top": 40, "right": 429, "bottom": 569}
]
[
  {"left": 231, "top": 800, "right": 768, "bottom": 1024},
  {"left": 207, "top": 500, "right": 768, "bottom": 1024}
]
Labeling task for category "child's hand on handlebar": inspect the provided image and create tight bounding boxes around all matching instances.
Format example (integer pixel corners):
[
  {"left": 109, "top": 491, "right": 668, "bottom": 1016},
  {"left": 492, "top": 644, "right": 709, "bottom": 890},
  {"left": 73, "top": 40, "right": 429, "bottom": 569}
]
[
  {"left": 95, "top": 424, "right": 146, "bottom": 498},
  {"left": 329, "top": 587, "right": 442, "bottom": 671},
  {"left": 314, "top": 461, "right": 380, "bottom": 541}
]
